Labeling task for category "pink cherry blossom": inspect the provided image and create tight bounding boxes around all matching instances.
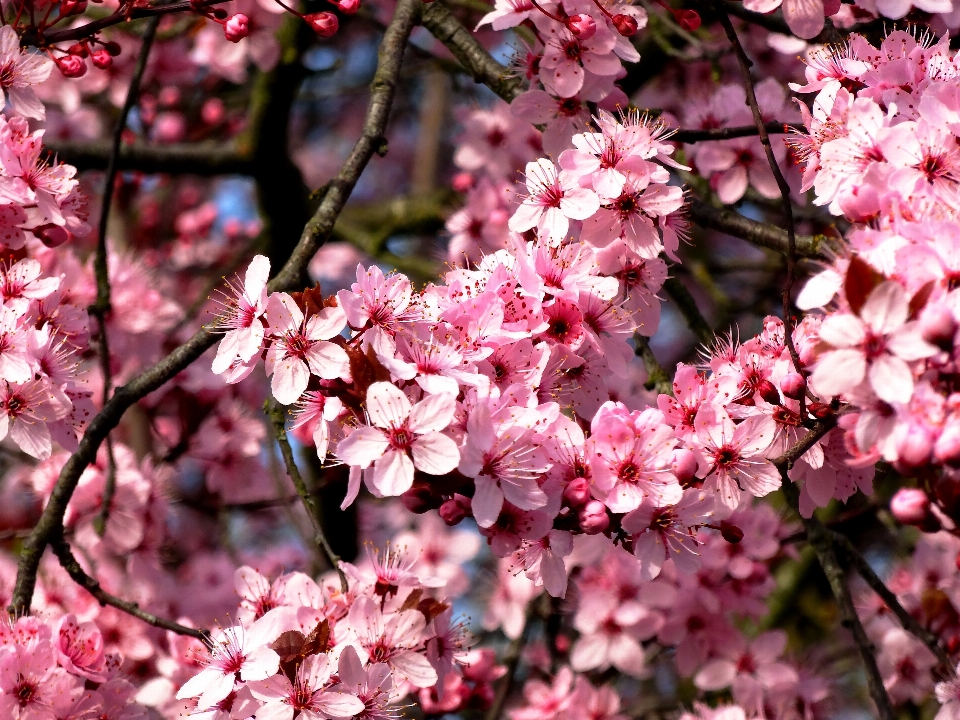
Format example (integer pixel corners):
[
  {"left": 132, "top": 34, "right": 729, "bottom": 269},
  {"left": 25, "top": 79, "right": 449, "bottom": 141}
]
[{"left": 509, "top": 158, "right": 600, "bottom": 245}]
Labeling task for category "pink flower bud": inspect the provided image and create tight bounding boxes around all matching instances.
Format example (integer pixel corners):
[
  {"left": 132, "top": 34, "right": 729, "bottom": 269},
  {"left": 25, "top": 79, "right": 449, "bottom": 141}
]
[
  {"left": 33, "top": 224, "right": 69, "bottom": 248},
  {"left": 937, "top": 423, "right": 960, "bottom": 466},
  {"left": 566, "top": 13, "right": 596, "bottom": 40},
  {"left": 90, "top": 49, "right": 112, "bottom": 70},
  {"left": 224, "top": 13, "right": 250, "bottom": 42},
  {"left": 579, "top": 500, "right": 609, "bottom": 534},
  {"left": 757, "top": 378, "right": 781, "bottom": 405},
  {"left": 822, "top": 0, "right": 841, "bottom": 14},
  {"left": 439, "top": 494, "right": 471, "bottom": 526},
  {"left": 201, "top": 97, "right": 225, "bottom": 125},
  {"left": 60, "top": 0, "right": 87, "bottom": 15},
  {"left": 562, "top": 476, "right": 590, "bottom": 508},
  {"left": 896, "top": 425, "right": 934, "bottom": 470},
  {"left": 330, "top": 0, "right": 360, "bottom": 14},
  {"left": 56, "top": 55, "right": 87, "bottom": 78},
  {"left": 890, "top": 488, "right": 931, "bottom": 526},
  {"left": 719, "top": 520, "right": 743, "bottom": 544},
  {"left": 670, "top": 448, "right": 698, "bottom": 486},
  {"left": 675, "top": 9, "right": 700, "bottom": 31},
  {"left": 452, "top": 173, "right": 474, "bottom": 193},
  {"left": 781, "top": 372, "right": 806, "bottom": 400},
  {"left": 612, "top": 13, "right": 638, "bottom": 36},
  {"left": 305, "top": 11, "right": 339, "bottom": 37},
  {"left": 400, "top": 483, "right": 442, "bottom": 514},
  {"left": 920, "top": 303, "right": 957, "bottom": 349}
]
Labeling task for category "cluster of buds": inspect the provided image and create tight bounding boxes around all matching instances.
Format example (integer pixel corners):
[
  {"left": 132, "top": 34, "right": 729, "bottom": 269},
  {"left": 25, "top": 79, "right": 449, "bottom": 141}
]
[{"left": 55, "top": 38, "right": 121, "bottom": 77}]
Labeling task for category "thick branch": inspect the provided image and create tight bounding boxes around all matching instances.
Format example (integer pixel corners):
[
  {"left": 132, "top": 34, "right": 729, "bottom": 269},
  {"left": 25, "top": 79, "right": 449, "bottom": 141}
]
[
  {"left": 688, "top": 197, "right": 826, "bottom": 259},
  {"left": 50, "top": 534, "right": 211, "bottom": 644},
  {"left": 46, "top": 140, "right": 253, "bottom": 175},
  {"left": 267, "top": 401, "right": 347, "bottom": 591},
  {"left": 420, "top": 1, "right": 523, "bottom": 103},
  {"left": 672, "top": 121, "right": 801, "bottom": 144},
  {"left": 10, "top": 0, "right": 420, "bottom": 615}
]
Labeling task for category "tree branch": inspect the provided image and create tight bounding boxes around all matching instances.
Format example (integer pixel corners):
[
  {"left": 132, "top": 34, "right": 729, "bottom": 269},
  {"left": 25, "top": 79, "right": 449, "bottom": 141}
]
[
  {"left": 663, "top": 275, "right": 713, "bottom": 347},
  {"left": 829, "top": 528, "right": 953, "bottom": 669},
  {"left": 9, "top": 0, "right": 421, "bottom": 615},
  {"left": 774, "top": 421, "right": 895, "bottom": 720},
  {"left": 419, "top": 1, "right": 523, "bottom": 103},
  {"left": 688, "top": 197, "right": 827, "bottom": 260},
  {"left": 633, "top": 333, "right": 673, "bottom": 396},
  {"left": 45, "top": 140, "right": 253, "bottom": 175},
  {"left": 50, "top": 533, "right": 212, "bottom": 645},
  {"left": 266, "top": 401, "right": 347, "bottom": 591},
  {"left": 672, "top": 121, "right": 801, "bottom": 144}
]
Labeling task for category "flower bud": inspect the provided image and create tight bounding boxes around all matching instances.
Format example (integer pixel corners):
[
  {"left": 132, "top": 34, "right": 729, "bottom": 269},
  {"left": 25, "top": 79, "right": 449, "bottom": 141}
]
[
  {"left": 33, "top": 224, "right": 69, "bottom": 248},
  {"left": 896, "top": 425, "right": 934, "bottom": 470},
  {"left": 224, "top": 13, "right": 250, "bottom": 42},
  {"left": 56, "top": 55, "right": 87, "bottom": 78},
  {"left": 330, "top": 0, "right": 360, "bottom": 14},
  {"left": 757, "top": 378, "right": 781, "bottom": 405},
  {"left": 103, "top": 41, "right": 122, "bottom": 56},
  {"left": 781, "top": 372, "right": 806, "bottom": 400},
  {"left": 201, "top": 97, "right": 225, "bottom": 125},
  {"left": 936, "top": 422, "right": 960, "bottom": 466},
  {"left": 808, "top": 402, "right": 833, "bottom": 419},
  {"left": 439, "top": 494, "right": 471, "bottom": 526},
  {"left": 305, "top": 11, "right": 339, "bottom": 37},
  {"left": 670, "top": 448, "right": 698, "bottom": 486},
  {"left": 60, "top": 0, "right": 87, "bottom": 15},
  {"left": 212, "top": 8, "right": 228, "bottom": 19},
  {"left": 719, "top": 520, "right": 743, "bottom": 544},
  {"left": 90, "top": 49, "right": 112, "bottom": 70},
  {"left": 612, "top": 13, "right": 638, "bottom": 36},
  {"left": 822, "top": 0, "right": 841, "bottom": 14},
  {"left": 890, "top": 487, "right": 941, "bottom": 532},
  {"left": 400, "top": 482, "right": 442, "bottom": 514},
  {"left": 578, "top": 500, "right": 609, "bottom": 534},
  {"left": 675, "top": 9, "right": 700, "bottom": 31},
  {"left": 562, "top": 476, "right": 590, "bottom": 508},
  {"left": 890, "top": 488, "right": 932, "bottom": 526},
  {"left": 452, "top": 173, "right": 474, "bottom": 193},
  {"left": 920, "top": 303, "right": 957, "bottom": 349},
  {"left": 566, "top": 13, "right": 596, "bottom": 40},
  {"left": 67, "top": 43, "right": 88, "bottom": 58}
]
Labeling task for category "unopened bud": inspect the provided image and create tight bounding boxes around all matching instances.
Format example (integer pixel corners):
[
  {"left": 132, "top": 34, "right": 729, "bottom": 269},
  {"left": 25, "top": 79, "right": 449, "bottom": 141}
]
[
  {"left": 67, "top": 43, "right": 88, "bottom": 58},
  {"left": 562, "top": 476, "right": 590, "bottom": 508},
  {"left": 719, "top": 520, "right": 743, "bottom": 544},
  {"left": 936, "top": 423, "right": 960, "bottom": 466},
  {"left": 757, "top": 378, "right": 781, "bottom": 405},
  {"left": 60, "top": 0, "right": 87, "bottom": 15},
  {"left": 822, "top": 0, "right": 841, "bottom": 14},
  {"left": 33, "top": 224, "right": 69, "bottom": 248},
  {"left": 896, "top": 425, "right": 934, "bottom": 470},
  {"left": 781, "top": 372, "right": 806, "bottom": 400},
  {"left": 224, "top": 13, "right": 250, "bottom": 42},
  {"left": 56, "top": 55, "right": 87, "bottom": 78},
  {"left": 808, "top": 402, "right": 833, "bottom": 419},
  {"left": 578, "top": 500, "right": 609, "bottom": 534},
  {"left": 675, "top": 8, "right": 700, "bottom": 31},
  {"left": 452, "top": 172, "right": 474, "bottom": 193},
  {"left": 305, "top": 11, "right": 339, "bottom": 37},
  {"left": 920, "top": 303, "right": 957, "bottom": 349},
  {"left": 211, "top": 7, "right": 228, "bottom": 19},
  {"left": 400, "top": 483, "right": 442, "bottom": 514},
  {"left": 566, "top": 13, "right": 596, "bottom": 40},
  {"left": 612, "top": 13, "right": 638, "bottom": 36},
  {"left": 890, "top": 488, "right": 932, "bottom": 526},
  {"left": 439, "top": 494, "right": 471, "bottom": 525},
  {"left": 330, "top": 0, "right": 360, "bottom": 14},
  {"left": 90, "top": 49, "right": 112, "bottom": 70},
  {"left": 670, "top": 448, "right": 698, "bottom": 486},
  {"left": 103, "top": 41, "right": 122, "bottom": 57}
]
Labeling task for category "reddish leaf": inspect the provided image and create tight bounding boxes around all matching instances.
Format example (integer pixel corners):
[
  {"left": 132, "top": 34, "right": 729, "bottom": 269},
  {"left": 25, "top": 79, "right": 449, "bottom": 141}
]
[{"left": 844, "top": 256, "right": 884, "bottom": 315}]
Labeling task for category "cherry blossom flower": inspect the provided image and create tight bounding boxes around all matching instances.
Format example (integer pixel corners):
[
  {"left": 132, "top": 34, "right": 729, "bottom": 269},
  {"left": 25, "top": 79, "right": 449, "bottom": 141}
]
[
  {"left": 212, "top": 254, "right": 270, "bottom": 376},
  {"left": 246, "top": 653, "right": 364, "bottom": 720},
  {"left": 0, "top": 26, "right": 53, "bottom": 120},
  {"left": 811, "top": 281, "right": 937, "bottom": 405},
  {"left": 264, "top": 293, "right": 349, "bottom": 404},
  {"left": 621, "top": 489, "right": 714, "bottom": 580},
  {"left": 333, "top": 646, "right": 394, "bottom": 720},
  {"left": 336, "top": 382, "right": 460, "bottom": 498},
  {"left": 509, "top": 159, "right": 600, "bottom": 245}
]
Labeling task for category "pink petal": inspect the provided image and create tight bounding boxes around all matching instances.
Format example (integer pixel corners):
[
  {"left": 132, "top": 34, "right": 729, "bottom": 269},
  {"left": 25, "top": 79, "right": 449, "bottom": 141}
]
[
  {"left": 811, "top": 349, "right": 866, "bottom": 398},
  {"left": 336, "top": 427, "right": 389, "bottom": 468},
  {"left": 409, "top": 392, "right": 456, "bottom": 433},
  {"left": 366, "top": 382, "right": 411, "bottom": 429},
  {"left": 868, "top": 354, "right": 914, "bottom": 405},
  {"left": 372, "top": 449, "right": 415, "bottom": 496},
  {"left": 861, "top": 281, "right": 908, "bottom": 335},
  {"left": 473, "top": 476, "right": 504, "bottom": 528},
  {"left": 411, "top": 432, "right": 460, "bottom": 475}
]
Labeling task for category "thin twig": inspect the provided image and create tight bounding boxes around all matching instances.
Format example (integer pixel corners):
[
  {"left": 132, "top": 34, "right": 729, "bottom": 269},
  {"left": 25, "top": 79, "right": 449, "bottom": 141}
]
[
  {"left": 672, "top": 121, "right": 802, "bottom": 144},
  {"left": 711, "top": 1, "right": 807, "bottom": 420},
  {"left": 774, "top": 421, "right": 895, "bottom": 720},
  {"left": 829, "top": 528, "right": 953, "bottom": 669},
  {"left": 663, "top": 275, "right": 713, "bottom": 347},
  {"left": 9, "top": 0, "right": 420, "bottom": 615},
  {"left": 91, "top": 16, "right": 159, "bottom": 540},
  {"left": 267, "top": 401, "right": 347, "bottom": 592},
  {"left": 486, "top": 598, "right": 537, "bottom": 720},
  {"left": 50, "top": 533, "right": 212, "bottom": 645},
  {"left": 633, "top": 332, "right": 673, "bottom": 396}
]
